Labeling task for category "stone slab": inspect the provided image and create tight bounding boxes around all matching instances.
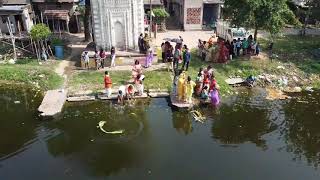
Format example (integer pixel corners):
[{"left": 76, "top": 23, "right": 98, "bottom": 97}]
[
  {"left": 38, "top": 90, "right": 67, "bottom": 117},
  {"left": 170, "top": 94, "right": 194, "bottom": 108},
  {"left": 225, "top": 78, "right": 245, "bottom": 85},
  {"left": 148, "top": 92, "right": 170, "bottom": 98},
  {"left": 67, "top": 96, "right": 96, "bottom": 102},
  {"left": 98, "top": 94, "right": 118, "bottom": 100},
  {"left": 98, "top": 93, "right": 149, "bottom": 100}
]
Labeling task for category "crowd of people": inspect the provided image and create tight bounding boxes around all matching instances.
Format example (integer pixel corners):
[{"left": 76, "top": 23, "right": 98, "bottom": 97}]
[
  {"left": 103, "top": 67, "right": 145, "bottom": 105},
  {"left": 173, "top": 65, "right": 220, "bottom": 107},
  {"left": 97, "top": 32, "right": 263, "bottom": 107},
  {"left": 82, "top": 33, "right": 154, "bottom": 70},
  {"left": 161, "top": 40, "right": 191, "bottom": 72},
  {"left": 198, "top": 35, "right": 261, "bottom": 63},
  {"left": 81, "top": 47, "right": 117, "bottom": 70}
]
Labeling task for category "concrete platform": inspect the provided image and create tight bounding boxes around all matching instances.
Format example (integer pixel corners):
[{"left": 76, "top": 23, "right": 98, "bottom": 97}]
[
  {"left": 98, "top": 93, "right": 149, "bottom": 100},
  {"left": 98, "top": 94, "right": 118, "bottom": 100},
  {"left": 170, "top": 94, "right": 194, "bottom": 109},
  {"left": 67, "top": 96, "right": 96, "bottom": 102},
  {"left": 38, "top": 90, "right": 67, "bottom": 117},
  {"left": 148, "top": 92, "right": 170, "bottom": 98}
]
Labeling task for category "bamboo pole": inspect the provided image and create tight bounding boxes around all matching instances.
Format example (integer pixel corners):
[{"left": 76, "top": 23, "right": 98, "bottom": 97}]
[
  {"left": 0, "top": 40, "right": 34, "bottom": 54},
  {"left": 6, "top": 17, "right": 17, "bottom": 61},
  {"left": 58, "top": 19, "right": 61, "bottom": 38}
]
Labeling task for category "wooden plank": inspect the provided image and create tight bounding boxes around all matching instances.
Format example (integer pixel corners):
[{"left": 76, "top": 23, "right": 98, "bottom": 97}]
[
  {"left": 225, "top": 78, "right": 245, "bottom": 85},
  {"left": 67, "top": 96, "right": 96, "bottom": 102},
  {"left": 38, "top": 90, "right": 67, "bottom": 117}
]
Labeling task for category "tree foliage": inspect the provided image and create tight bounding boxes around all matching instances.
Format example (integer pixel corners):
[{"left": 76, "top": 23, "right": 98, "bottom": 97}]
[
  {"left": 30, "top": 24, "right": 51, "bottom": 41},
  {"left": 223, "top": 0, "right": 300, "bottom": 39},
  {"left": 152, "top": 8, "right": 170, "bottom": 23}
]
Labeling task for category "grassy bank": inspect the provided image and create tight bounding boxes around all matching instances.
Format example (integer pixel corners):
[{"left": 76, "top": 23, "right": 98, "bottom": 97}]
[
  {"left": 68, "top": 69, "right": 172, "bottom": 93},
  {"left": 67, "top": 35, "right": 320, "bottom": 96},
  {"left": 0, "top": 59, "right": 63, "bottom": 90}
]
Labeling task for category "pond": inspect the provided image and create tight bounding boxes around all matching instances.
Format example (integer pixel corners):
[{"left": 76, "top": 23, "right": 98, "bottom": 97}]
[{"left": 0, "top": 85, "right": 320, "bottom": 180}]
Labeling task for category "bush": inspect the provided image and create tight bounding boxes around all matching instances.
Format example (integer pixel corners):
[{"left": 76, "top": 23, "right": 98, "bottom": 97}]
[{"left": 30, "top": 24, "right": 51, "bottom": 41}]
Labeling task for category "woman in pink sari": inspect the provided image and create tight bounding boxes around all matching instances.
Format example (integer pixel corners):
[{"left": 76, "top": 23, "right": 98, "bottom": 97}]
[
  {"left": 145, "top": 49, "right": 154, "bottom": 68},
  {"left": 132, "top": 60, "right": 142, "bottom": 79}
]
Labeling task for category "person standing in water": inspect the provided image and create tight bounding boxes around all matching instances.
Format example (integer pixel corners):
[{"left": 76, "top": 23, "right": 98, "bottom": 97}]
[
  {"left": 110, "top": 46, "right": 116, "bottom": 67},
  {"left": 210, "top": 87, "right": 220, "bottom": 106}
]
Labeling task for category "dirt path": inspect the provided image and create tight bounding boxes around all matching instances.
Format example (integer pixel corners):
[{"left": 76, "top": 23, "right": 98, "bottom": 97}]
[{"left": 54, "top": 33, "right": 87, "bottom": 88}]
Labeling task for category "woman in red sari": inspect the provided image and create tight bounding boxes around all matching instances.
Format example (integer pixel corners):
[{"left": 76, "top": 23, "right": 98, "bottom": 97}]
[{"left": 218, "top": 41, "right": 229, "bottom": 63}]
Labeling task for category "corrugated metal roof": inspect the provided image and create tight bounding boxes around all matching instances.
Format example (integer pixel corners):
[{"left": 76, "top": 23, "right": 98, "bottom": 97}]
[
  {"left": 144, "top": 0, "right": 163, "bottom": 5},
  {"left": 0, "top": 5, "right": 25, "bottom": 12},
  {"left": 2, "top": 0, "right": 30, "bottom": 5}
]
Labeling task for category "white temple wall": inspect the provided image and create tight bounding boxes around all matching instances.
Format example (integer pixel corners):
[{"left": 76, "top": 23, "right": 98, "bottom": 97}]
[{"left": 91, "top": 0, "right": 144, "bottom": 51}]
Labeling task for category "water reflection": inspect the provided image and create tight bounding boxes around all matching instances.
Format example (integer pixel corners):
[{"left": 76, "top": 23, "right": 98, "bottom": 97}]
[
  {"left": 2, "top": 85, "right": 320, "bottom": 179},
  {"left": 211, "top": 90, "right": 277, "bottom": 149},
  {"left": 0, "top": 85, "right": 41, "bottom": 159},
  {"left": 172, "top": 111, "right": 193, "bottom": 135},
  {"left": 282, "top": 92, "right": 320, "bottom": 167},
  {"left": 44, "top": 101, "right": 150, "bottom": 176}
]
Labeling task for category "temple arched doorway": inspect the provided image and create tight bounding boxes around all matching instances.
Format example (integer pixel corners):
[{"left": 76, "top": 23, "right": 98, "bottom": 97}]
[{"left": 114, "top": 21, "right": 125, "bottom": 49}]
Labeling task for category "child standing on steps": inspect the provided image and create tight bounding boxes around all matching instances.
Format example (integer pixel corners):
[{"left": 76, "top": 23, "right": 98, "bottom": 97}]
[
  {"left": 82, "top": 51, "right": 90, "bottom": 69},
  {"left": 104, "top": 71, "right": 112, "bottom": 97}
]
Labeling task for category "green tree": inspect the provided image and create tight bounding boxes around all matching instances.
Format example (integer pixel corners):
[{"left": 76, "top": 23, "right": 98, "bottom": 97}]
[
  {"left": 224, "top": 0, "right": 299, "bottom": 40},
  {"left": 30, "top": 24, "right": 51, "bottom": 60},
  {"left": 152, "top": 8, "right": 170, "bottom": 31}
]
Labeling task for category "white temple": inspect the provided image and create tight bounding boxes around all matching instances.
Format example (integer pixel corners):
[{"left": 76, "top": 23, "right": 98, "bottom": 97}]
[{"left": 91, "top": 0, "right": 145, "bottom": 50}]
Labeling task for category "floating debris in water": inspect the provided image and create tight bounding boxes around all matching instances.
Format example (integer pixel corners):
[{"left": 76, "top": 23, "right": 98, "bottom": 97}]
[
  {"left": 190, "top": 110, "right": 206, "bottom": 123},
  {"left": 97, "top": 121, "right": 124, "bottom": 134},
  {"left": 14, "top": 101, "right": 21, "bottom": 104}
]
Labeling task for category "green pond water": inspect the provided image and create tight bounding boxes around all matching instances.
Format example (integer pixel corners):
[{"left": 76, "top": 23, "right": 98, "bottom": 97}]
[{"left": 0, "top": 85, "right": 320, "bottom": 180}]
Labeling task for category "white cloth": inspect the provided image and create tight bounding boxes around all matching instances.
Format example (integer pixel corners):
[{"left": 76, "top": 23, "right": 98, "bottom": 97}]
[
  {"left": 111, "top": 54, "right": 116, "bottom": 67},
  {"left": 83, "top": 53, "right": 89, "bottom": 63},
  {"left": 105, "top": 88, "right": 112, "bottom": 97}
]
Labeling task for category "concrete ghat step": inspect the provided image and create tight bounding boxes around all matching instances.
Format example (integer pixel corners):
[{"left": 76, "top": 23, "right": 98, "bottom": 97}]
[
  {"left": 98, "top": 93, "right": 149, "bottom": 100},
  {"left": 148, "top": 92, "right": 170, "bottom": 98},
  {"left": 67, "top": 96, "right": 96, "bottom": 102},
  {"left": 38, "top": 90, "right": 67, "bottom": 117}
]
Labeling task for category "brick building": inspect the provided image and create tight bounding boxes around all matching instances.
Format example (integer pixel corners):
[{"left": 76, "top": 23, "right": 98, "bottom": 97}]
[{"left": 165, "top": 0, "right": 223, "bottom": 30}]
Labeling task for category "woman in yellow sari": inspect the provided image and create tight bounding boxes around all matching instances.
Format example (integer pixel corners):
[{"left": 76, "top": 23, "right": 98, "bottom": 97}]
[
  {"left": 185, "top": 76, "right": 196, "bottom": 103},
  {"left": 177, "top": 71, "right": 186, "bottom": 101}
]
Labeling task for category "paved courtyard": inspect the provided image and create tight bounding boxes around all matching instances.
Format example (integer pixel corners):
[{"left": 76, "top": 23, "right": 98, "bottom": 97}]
[{"left": 153, "top": 30, "right": 215, "bottom": 48}]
